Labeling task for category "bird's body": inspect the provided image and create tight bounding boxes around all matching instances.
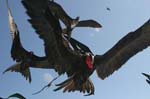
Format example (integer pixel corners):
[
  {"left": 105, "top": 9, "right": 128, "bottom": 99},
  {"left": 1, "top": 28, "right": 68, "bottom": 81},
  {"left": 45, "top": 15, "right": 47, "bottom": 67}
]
[
  {"left": 48, "top": 0, "right": 102, "bottom": 38},
  {"left": 4, "top": 0, "right": 150, "bottom": 96},
  {"left": 5, "top": 0, "right": 93, "bottom": 85},
  {"left": 4, "top": 0, "right": 51, "bottom": 82}
]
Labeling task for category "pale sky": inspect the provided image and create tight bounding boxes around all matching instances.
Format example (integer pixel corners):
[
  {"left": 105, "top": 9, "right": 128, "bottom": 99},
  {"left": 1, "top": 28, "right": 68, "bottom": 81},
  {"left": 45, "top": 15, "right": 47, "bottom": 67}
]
[{"left": 0, "top": 0, "right": 150, "bottom": 99}]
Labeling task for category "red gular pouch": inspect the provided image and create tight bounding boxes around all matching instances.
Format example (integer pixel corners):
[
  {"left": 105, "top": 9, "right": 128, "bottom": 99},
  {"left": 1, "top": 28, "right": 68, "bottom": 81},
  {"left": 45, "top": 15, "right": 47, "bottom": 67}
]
[{"left": 85, "top": 53, "right": 94, "bottom": 70}]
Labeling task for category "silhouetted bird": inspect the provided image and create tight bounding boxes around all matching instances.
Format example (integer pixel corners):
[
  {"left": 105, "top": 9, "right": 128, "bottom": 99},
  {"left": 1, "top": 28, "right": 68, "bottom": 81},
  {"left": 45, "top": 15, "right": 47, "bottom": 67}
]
[
  {"left": 142, "top": 73, "right": 150, "bottom": 80},
  {"left": 48, "top": 0, "right": 102, "bottom": 38},
  {"left": 3, "top": 0, "right": 49, "bottom": 82},
  {"left": 4, "top": 0, "right": 92, "bottom": 84},
  {"left": 142, "top": 73, "right": 150, "bottom": 85},
  {"left": 106, "top": 7, "right": 111, "bottom": 11},
  {"left": 22, "top": 0, "right": 150, "bottom": 96}
]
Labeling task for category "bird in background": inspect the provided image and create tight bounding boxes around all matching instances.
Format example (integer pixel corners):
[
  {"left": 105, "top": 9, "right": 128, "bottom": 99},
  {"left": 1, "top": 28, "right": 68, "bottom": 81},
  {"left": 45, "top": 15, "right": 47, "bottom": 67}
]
[
  {"left": 142, "top": 73, "right": 150, "bottom": 85},
  {"left": 106, "top": 7, "right": 111, "bottom": 11}
]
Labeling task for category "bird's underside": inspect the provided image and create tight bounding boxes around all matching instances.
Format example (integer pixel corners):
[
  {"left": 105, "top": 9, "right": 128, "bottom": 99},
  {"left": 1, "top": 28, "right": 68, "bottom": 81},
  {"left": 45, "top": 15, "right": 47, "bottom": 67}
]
[
  {"left": 3, "top": 0, "right": 150, "bottom": 96},
  {"left": 4, "top": 0, "right": 96, "bottom": 95}
]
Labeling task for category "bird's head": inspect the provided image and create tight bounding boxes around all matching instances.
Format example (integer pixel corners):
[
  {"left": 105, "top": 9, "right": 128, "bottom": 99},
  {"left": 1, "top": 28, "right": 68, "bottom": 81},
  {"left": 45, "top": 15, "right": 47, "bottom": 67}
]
[{"left": 71, "top": 16, "right": 80, "bottom": 28}]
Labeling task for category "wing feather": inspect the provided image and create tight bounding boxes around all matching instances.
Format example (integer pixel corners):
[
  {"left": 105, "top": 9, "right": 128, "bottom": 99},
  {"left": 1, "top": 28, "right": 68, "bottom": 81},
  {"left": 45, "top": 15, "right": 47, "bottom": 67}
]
[
  {"left": 22, "top": 0, "right": 81, "bottom": 75},
  {"left": 7, "top": 0, "right": 46, "bottom": 62},
  {"left": 76, "top": 20, "right": 102, "bottom": 28},
  {"left": 95, "top": 19, "right": 150, "bottom": 79},
  {"left": 48, "top": 1, "right": 73, "bottom": 27},
  {"left": 3, "top": 62, "right": 32, "bottom": 83},
  {"left": 7, "top": 0, "right": 33, "bottom": 62}
]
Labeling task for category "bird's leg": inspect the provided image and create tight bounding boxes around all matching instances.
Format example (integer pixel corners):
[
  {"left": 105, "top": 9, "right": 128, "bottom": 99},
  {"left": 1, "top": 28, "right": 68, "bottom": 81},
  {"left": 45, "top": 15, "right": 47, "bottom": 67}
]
[{"left": 32, "top": 75, "right": 60, "bottom": 95}]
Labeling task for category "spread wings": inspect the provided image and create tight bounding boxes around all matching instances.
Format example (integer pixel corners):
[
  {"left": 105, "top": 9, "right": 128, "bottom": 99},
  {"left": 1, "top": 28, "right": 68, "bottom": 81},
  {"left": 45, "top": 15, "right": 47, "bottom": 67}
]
[
  {"left": 22, "top": 0, "right": 83, "bottom": 76},
  {"left": 48, "top": 1, "right": 102, "bottom": 29},
  {"left": 5, "top": 1, "right": 49, "bottom": 82},
  {"left": 7, "top": 0, "right": 46, "bottom": 62},
  {"left": 95, "top": 19, "right": 150, "bottom": 79},
  {"left": 76, "top": 20, "right": 102, "bottom": 28}
]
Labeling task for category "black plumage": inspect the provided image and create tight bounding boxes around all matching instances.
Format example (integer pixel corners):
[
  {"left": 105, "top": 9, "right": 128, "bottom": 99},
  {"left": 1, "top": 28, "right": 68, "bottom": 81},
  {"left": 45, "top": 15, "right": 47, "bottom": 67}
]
[
  {"left": 22, "top": 0, "right": 150, "bottom": 95},
  {"left": 48, "top": 1, "right": 102, "bottom": 38},
  {"left": 4, "top": 0, "right": 49, "bottom": 83},
  {"left": 5, "top": 0, "right": 150, "bottom": 96},
  {"left": 22, "top": 0, "right": 95, "bottom": 95}
]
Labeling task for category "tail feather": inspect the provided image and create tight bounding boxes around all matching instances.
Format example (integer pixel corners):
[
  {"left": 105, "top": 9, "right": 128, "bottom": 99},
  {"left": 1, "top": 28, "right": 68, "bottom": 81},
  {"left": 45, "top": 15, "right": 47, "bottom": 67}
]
[
  {"left": 63, "top": 80, "right": 74, "bottom": 93},
  {"left": 3, "top": 63, "right": 32, "bottom": 83},
  {"left": 54, "top": 75, "right": 94, "bottom": 96},
  {"left": 54, "top": 77, "right": 72, "bottom": 92}
]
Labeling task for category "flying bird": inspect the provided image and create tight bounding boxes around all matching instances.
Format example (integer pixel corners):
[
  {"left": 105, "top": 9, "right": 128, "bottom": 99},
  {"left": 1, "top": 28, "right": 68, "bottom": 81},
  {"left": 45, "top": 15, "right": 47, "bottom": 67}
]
[
  {"left": 48, "top": 0, "right": 102, "bottom": 38},
  {"left": 142, "top": 73, "right": 150, "bottom": 85},
  {"left": 106, "top": 7, "right": 111, "bottom": 11},
  {"left": 4, "top": 0, "right": 91, "bottom": 83},
  {"left": 3, "top": 0, "right": 49, "bottom": 83},
  {"left": 21, "top": 0, "right": 150, "bottom": 96},
  {"left": 22, "top": 0, "right": 96, "bottom": 95}
]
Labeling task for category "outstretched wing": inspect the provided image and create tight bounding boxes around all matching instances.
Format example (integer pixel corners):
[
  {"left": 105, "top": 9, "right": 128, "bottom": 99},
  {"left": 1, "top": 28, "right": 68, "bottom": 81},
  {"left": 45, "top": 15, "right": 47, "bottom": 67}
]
[
  {"left": 48, "top": 1, "right": 74, "bottom": 27},
  {"left": 7, "top": 0, "right": 46, "bottom": 62},
  {"left": 7, "top": 0, "right": 33, "bottom": 62},
  {"left": 6, "top": 0, "right": 50, "bottom": 82},
  {"left": 48, "top": 1, "right": 101, "bottom": 29},
  {"left": 22, "top": 0, "right": 82, "bottom": 75},
  {"left": 76, "top": 20, "right": 102, "bottom": 28},
  {"left": 95, "top": 19, "right": 150, "bottom": 79}
]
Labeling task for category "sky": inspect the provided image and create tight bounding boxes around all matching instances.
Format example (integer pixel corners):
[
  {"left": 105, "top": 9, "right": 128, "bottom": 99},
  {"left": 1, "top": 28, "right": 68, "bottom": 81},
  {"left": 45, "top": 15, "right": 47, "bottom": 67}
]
[{"left": 0, "top": 0, "right": 150, "bottom": 99}]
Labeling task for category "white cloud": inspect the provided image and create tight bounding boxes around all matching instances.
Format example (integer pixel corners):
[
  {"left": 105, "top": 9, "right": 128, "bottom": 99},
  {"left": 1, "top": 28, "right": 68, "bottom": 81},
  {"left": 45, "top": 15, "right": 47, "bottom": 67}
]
[
  {"left": 95, "top": 28, "right": 100, "bottom": 32},
  {"left": 43, "top": 73, "right": 53, "bottom": 83}
]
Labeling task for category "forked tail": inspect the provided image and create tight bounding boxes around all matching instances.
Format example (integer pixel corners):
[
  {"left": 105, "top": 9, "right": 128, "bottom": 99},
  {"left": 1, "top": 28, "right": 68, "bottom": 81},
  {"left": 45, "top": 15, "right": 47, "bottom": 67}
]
[
  {"left": 3, "top": 63, "right": 32, "bottom": 83},
  {"left": 54, "top": 74, "right": 95, "bottom": 96}
]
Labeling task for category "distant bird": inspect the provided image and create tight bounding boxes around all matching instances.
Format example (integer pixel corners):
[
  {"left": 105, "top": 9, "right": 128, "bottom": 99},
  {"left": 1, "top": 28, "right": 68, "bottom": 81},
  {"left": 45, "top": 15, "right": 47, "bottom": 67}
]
[
  {"left": 142, "top": 73, "right": 150, "bottom": 80},
  {"left": 22, "top": 0, "right": 150, "bottom": 96},
  {"left": 106, "top": 7, "right": 111, "bottom": 11},
  {"left": 142, "top": 73, "right": 150, "bottom": 85}
]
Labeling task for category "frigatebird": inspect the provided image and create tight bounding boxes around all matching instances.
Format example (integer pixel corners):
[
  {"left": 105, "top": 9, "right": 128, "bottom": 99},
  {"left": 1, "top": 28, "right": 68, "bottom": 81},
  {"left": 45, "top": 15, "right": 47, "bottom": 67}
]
[
  {"left": 4, "top": 0, "right": 92, "bottom": 84},
  {"left": 22, "top": 0, "right": 150, "bottom": 96},
  {"left": 3, "top": 0, "right": 50, "bottom": 83},
  {"left": 48, "top": 0, "right": 102, "bottom": 38},
  {"left": 142, "top": 73, "right": 150, "bottom": 85}
]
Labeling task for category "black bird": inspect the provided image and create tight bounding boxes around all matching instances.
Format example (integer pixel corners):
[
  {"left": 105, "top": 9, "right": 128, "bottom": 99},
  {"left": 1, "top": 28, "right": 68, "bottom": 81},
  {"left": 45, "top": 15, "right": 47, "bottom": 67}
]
[
  {"left": 3, "top": 0, "right": 49, "bottom": 83},
  {"left": 106, "top": 7, "right": 111, "bottom": 11},
  {"left": 142, "top": 73, "right": 150, "bottom": 85},
  {"left": 22, "top": 0, "right": 150, "bottom": 96},
  {"left": 4, "top": 0, "right": 91, "bottom": 83},
  {"left": 142, "top": 73, "right": 150, "bottom": 80},
  {"left": 48, "top": 0, "right": 102, "bottom": 38},
  {"left": 22, "top": 0, "right": 150, "bottom": 95},
  {"left": 22, "top": 0, "right": 95, "bottom": 95}
]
